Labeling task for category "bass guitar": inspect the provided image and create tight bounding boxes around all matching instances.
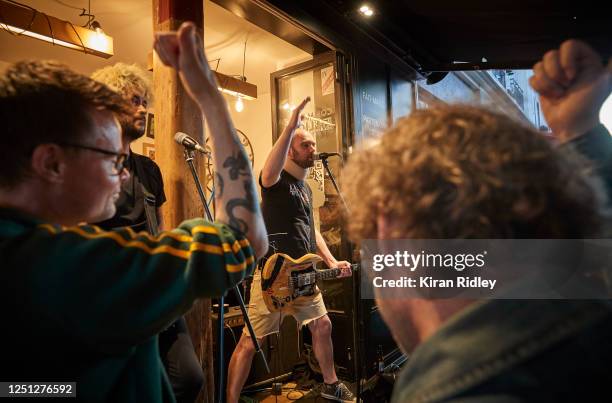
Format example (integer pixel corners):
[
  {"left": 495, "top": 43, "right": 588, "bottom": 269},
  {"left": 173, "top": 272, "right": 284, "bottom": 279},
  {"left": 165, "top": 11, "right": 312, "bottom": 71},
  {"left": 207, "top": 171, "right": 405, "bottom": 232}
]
[{"left": 260, "top": 252, "right": 351, "bottom": 312}]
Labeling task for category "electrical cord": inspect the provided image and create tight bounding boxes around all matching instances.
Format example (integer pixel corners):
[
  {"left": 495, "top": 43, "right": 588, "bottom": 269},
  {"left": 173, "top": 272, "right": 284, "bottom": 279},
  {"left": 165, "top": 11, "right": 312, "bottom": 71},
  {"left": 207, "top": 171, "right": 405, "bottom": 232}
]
[
  {"left": 51, "top": 0, "right": 83, "bottom": 11},
  {"left": 225, "top": 321, "right": 237, "bottom": 346}
]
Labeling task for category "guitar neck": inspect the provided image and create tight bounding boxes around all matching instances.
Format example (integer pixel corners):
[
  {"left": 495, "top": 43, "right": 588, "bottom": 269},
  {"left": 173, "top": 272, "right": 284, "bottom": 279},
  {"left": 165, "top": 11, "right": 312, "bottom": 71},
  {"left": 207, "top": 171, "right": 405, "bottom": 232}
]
[{"left": 316, "top": 268, "right": 341, "bottom": 281}]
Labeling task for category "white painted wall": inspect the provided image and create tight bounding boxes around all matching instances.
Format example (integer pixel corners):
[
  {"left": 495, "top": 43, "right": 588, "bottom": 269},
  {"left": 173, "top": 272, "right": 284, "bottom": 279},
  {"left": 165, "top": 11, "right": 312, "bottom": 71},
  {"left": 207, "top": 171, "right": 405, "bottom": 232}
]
[{"left": 224, "top": 91, "right": 273, "bottom": 184}]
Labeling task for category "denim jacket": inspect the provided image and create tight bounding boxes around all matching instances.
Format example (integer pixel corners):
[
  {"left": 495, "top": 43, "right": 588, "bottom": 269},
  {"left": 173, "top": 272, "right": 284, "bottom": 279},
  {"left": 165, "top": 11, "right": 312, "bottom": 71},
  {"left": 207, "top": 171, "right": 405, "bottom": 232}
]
[{"left": 392, "top": 300, "right": 612, "bottom": 403}]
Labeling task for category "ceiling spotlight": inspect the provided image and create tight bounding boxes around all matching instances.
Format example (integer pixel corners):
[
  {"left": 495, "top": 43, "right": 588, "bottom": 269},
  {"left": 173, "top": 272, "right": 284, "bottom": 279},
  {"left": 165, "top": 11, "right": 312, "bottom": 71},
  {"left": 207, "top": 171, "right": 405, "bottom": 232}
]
[{"left": 359, "top": 5, "right": 374, "bottom": 17}]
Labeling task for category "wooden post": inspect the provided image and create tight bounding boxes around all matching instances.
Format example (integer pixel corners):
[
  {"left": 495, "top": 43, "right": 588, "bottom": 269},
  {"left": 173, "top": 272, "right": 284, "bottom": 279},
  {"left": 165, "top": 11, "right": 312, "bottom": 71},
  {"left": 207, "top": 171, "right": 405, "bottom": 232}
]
[{"left": 151, "top": 1, "right": 213, "bottom": 402}]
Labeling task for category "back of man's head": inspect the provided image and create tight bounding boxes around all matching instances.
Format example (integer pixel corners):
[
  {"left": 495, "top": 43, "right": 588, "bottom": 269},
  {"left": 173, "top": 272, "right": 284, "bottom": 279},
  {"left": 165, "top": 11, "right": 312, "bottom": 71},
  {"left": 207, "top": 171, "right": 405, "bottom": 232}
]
[
  {"left": 0, "top": 60, "right": 131, "bottom": 189},
  {"left": 343, "top": 104, "right": 605, "bottom": 240}
]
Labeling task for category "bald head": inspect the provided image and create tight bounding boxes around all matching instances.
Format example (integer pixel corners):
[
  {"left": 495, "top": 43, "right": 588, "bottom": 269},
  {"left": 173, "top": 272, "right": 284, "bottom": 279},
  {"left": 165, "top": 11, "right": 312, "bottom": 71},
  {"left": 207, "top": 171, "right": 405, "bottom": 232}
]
[{"left": 289, "top": 129, "right": 316, "bottom": 168}]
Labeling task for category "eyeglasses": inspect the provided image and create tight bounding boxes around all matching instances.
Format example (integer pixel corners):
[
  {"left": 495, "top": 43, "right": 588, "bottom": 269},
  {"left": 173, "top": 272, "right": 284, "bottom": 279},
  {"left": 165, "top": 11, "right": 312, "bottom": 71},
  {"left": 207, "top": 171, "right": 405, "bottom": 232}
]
[
  {"left": 58, "top": 143, "right": 128, "bottom": 174},
  {"left": 131, "top": 94, "right": 148, "bottom": 109}
]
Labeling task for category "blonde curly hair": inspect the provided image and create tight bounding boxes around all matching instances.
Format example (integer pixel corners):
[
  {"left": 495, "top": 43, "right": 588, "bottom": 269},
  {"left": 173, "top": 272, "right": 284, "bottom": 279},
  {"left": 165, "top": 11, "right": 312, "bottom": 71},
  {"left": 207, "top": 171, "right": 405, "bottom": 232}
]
[
  {"left": 91, "top": 62, "right": 152, "bottom": 103},
  {"left": 342, "top": 104, "right": 605, "bottom": 240}
]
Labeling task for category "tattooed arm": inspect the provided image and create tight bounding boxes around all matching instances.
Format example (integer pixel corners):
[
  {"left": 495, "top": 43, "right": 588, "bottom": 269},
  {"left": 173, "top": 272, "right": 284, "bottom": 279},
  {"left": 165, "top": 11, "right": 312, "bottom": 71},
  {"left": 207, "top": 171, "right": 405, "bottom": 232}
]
[{"left": 154, "top": 22, "right": 268, "bottom": 258}]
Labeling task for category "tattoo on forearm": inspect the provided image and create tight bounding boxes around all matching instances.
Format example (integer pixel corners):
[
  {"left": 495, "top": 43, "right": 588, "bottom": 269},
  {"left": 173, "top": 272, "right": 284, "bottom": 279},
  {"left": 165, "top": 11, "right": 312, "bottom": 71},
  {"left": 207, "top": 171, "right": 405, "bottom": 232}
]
[
  {"left": 226, "top": 181, "right": 257, "bottom": 234},
  {"left": 223, "top": 150, "right": 250, "bottom": 180},
  {"left": 215, "top": 173, "right": 224, "bottom": 198}
]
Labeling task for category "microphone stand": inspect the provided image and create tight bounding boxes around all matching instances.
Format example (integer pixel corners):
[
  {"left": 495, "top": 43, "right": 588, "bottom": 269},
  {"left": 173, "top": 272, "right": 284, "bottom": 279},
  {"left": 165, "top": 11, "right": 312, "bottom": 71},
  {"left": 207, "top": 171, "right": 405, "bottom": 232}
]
[
  {"left": 319, "top": 156, "right": 350, "bottom": 214},
  {"left": 182, "top": 149, "right": 270, "bottom": 403},
  {"left": 319, "top": 155, "right": 364, "bottom": 401}
]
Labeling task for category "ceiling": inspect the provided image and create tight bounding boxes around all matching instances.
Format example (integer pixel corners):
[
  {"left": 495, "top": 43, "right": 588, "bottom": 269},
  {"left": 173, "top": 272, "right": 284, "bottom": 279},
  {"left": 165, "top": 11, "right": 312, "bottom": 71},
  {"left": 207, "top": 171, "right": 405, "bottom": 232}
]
[
  {"left": 0, "top": 0, "right": 311, "bottom": 91},
  {"left": 271, "top": 0, "right": 612, "bottom": 72},
  {"left": 3, "top": 1, "right": 608, "bottom": 77}
]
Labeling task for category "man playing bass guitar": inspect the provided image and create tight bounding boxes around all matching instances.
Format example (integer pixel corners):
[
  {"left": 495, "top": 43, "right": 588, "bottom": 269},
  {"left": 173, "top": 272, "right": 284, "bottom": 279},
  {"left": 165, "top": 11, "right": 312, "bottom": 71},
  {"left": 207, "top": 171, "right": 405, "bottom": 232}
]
[{"left": 227, "top": 97, "right": 354, "bottom": 403}]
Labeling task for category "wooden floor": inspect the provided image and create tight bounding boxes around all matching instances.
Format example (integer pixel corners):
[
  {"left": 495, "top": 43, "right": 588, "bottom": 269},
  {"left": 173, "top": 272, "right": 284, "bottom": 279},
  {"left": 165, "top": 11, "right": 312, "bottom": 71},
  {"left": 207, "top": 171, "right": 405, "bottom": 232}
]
[{"left": 241, "top": 382, "right": 335, "bottom": 403}]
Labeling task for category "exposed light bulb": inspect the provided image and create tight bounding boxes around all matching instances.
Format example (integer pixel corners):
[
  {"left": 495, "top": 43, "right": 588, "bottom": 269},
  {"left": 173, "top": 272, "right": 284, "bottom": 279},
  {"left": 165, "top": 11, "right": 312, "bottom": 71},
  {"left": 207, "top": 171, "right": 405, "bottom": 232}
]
[
  {"left": 91, "top": 31, "right": 108, "bottom": 52},
  {"left": 235, "top": 96, "right": 244, "bottom": 112},
  {"left": 89, "top": 21, "right": 109, "bottom": 53},
  {"left": 91, "top": 20, "right": 104, "bottom": 35}
]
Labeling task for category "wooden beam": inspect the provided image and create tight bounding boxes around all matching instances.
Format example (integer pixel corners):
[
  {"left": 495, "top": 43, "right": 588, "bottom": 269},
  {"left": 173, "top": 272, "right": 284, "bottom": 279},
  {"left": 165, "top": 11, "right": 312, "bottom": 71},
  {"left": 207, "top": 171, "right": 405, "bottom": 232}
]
[{"left": 152, "top": 1, "right": 213, "bottom": 402}]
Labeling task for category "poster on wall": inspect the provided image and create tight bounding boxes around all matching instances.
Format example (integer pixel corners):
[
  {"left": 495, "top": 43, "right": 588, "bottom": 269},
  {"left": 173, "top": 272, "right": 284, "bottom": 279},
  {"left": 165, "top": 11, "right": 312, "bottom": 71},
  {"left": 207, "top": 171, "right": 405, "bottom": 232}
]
[
  {"left": 142, "top": 142, "right": 155, "bottom": 160},
  {"left": 320, "top": 65, "right": 334, "bottom": 96},
  {"left": 145, "top": 113, "right": 155, "bottom": 139}
]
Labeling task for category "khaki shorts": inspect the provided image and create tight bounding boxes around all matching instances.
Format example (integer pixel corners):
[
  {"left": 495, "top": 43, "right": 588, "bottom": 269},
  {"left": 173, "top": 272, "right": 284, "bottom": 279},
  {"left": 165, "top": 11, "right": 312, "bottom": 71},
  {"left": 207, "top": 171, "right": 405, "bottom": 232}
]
[{"left": 243, "top": 270, "right": 328, "bottom": 338}]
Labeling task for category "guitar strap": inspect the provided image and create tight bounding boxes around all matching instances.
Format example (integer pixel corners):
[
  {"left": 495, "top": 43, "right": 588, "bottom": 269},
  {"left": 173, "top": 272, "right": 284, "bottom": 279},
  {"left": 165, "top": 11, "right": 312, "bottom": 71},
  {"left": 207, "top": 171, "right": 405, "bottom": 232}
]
[
  {"left": 261, "top": 254, "right": 285, "bottom": 291},
  {"left": 133, "top": 154, "right": 160, "bottom": 236},
  {"left": 142, "top": 189, "right": 159, "bottom": 236},
  {"left": 303, "top": 183, "right": 317, "bottom": 254}
]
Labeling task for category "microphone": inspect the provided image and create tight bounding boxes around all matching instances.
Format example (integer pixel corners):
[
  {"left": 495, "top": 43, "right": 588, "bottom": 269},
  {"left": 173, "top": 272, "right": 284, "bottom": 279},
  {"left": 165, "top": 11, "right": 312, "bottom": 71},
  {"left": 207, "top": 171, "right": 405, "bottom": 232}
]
[
  {"left": 314, "top": 152, "right": 342, "bottom": 160},
  {"left": 174, "top": 132, "right": 209, "bottom": 154}
]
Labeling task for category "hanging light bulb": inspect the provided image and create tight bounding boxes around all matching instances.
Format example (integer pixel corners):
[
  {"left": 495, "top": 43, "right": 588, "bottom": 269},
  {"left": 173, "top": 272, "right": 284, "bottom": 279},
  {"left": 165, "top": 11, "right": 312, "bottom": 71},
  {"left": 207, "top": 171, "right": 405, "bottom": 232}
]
[
  {"left": 89, "top": 21, "right": 110, "bottom": 54},
  {"left": 235, "top": 96, "right": 244, "bottom": 112},
  {"left": 91, "top": 20, "right": 103, "bottom": 34}
]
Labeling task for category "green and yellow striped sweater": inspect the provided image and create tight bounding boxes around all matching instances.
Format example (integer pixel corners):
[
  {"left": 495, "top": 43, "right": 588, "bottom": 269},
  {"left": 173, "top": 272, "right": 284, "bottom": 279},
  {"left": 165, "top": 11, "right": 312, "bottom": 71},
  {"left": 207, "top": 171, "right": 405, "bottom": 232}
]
[{"left": 0, "top": 208, "right": 255, "bottom": 402}]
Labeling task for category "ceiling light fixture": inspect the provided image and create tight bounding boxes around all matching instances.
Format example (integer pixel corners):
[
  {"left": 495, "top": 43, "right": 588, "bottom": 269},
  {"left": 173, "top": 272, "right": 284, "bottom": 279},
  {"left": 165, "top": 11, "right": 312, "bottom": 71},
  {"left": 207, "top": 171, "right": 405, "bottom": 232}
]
[
  {"left": 210, "top": 37, "right": 257, "bottom": 112},
  {"left": 214, "top": 71, "right": 257, "bottom": 101},
  {"left": 0, "top": 0, "right": 113, "bottom": 58},
  {"left": 359, "top": 4, "right": 374, "bottom": 17},
  {"left": 232, "top": 37, "right": 253, "bottom": 112}
]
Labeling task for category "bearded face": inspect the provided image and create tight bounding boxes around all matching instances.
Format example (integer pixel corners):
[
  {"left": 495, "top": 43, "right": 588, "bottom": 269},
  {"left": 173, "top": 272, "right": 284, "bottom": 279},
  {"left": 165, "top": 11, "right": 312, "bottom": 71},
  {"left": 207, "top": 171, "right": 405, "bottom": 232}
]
[
  {"left": 289, "top": 130, "right": 316, "bottom": 168},
  {"left": 121, "top": 92, "right": 148, "bottom": 142}
]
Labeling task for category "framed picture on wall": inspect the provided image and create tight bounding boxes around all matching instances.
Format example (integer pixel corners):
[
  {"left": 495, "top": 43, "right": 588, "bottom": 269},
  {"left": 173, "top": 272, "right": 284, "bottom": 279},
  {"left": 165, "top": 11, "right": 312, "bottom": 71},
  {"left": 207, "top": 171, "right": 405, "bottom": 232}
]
[
  {"left": 145, "top": 113, "right": 155, "bottom": 139},
  {"left": 142, "top": 142, "right": 155, "bottom": 160}
]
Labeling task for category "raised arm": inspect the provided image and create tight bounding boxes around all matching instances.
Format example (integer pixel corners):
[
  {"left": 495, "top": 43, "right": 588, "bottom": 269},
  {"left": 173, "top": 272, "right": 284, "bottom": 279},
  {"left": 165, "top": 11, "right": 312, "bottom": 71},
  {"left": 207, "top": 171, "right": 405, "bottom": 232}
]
[
  {"left": 154, "top": 22, "right": 267, "bottom": 258},
  {"left": 529, "top": 39, "right": 611, "bottom": 143},
  {"left": 260, "top": 97, "right": 310, "bottom": 188}
]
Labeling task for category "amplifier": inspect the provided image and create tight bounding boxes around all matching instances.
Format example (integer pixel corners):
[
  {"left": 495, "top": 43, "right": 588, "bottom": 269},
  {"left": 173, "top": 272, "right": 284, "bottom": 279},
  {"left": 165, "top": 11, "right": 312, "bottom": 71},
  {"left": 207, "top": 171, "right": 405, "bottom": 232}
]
[
  {"left": 211, "top": 305, "right": 301, "bottom": 395},
  {"left": 212, "top": 305, "right": 244, "bottom": 327}
]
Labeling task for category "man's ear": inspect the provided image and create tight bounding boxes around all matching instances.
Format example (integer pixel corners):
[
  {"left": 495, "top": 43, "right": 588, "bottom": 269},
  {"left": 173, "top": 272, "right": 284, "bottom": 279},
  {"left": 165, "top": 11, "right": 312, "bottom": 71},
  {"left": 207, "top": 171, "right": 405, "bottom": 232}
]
[
  {"left": 377, "top": 206, "right": 402, "bottom": 239},
  {"left": 30, "top": 144, "right": 67, "bottom": 184},
  {"left": 377, "top": 213, "right": 391, "bottom": 239}
]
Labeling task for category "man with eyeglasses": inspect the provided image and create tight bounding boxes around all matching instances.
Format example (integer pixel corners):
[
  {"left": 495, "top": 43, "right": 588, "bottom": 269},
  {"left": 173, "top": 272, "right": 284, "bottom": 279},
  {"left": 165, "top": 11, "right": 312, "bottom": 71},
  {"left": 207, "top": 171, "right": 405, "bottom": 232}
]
[
  {"left": 91, "top": 63, "right": 204, "bottom": 403},
  {"left": 0, "top": 21, "right": 267, "bottom": 403}
]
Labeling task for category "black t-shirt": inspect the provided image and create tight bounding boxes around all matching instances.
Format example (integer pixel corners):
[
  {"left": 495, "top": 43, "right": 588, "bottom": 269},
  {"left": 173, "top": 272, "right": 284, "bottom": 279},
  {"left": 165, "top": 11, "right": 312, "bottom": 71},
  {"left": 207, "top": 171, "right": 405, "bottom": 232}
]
[
  {"left": 96, "top": 152, "right": 166, "bottom": 233},
  {"left": 260, "top": 170, "right": 316, "bottom": 259}
]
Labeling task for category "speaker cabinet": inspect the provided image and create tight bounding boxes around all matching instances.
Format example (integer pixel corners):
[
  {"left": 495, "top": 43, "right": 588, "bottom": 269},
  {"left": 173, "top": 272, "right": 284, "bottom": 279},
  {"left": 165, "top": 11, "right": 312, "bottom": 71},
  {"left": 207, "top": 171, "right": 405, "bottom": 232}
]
[
  {"left": 211, "top": 306, "right": 301, "bottom": 396},
  {"left": 245, "top": 315, "right": 300, "bottom": 388},
  {"left": 318, "top": 271, "right": 403, "bottom": 383}
]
